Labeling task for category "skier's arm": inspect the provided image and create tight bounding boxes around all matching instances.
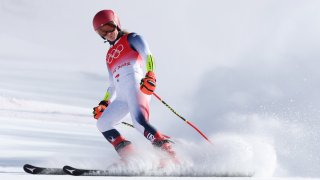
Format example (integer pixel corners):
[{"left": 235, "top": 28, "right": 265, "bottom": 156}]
[
  {"left": 127, "top": 33, "right": 156, "bottom": 74},
  {"left": 93, "top": 71, "right": 115, "bottom": 120},
  {"left": 128, "top": 33, "right": 156, "bottom": 95},
  {"left": 104, "top": 70, "right": 116, "bottom": 101}
]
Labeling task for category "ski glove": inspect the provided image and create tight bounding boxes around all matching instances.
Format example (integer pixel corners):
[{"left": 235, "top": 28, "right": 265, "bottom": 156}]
[
  {"left": 93, "top": 100, "right": 110, "bottom": 120},
  {"left": 140, "top": 71, "right": 156, "bottom": 95}
]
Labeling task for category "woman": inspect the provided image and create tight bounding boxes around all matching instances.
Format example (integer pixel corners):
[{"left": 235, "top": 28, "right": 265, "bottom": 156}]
[{"left": 92, "top": 9, "right": 176, "bottom": 162}]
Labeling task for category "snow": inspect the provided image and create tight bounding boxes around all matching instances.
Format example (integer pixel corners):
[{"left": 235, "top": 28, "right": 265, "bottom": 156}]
[
  {"left": 1, "top": 0, "right": 320, "bottom": 179},
  {"left": 0, "top": 96, "right": 272, "bottom": 177},
  {"left": 0, "top": 175, "right": 314, "bottom": 180}
]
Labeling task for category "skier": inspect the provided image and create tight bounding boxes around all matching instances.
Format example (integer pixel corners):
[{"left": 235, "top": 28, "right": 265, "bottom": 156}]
[{"left": 92, "top": 10, "right": 177, "bottom": 163}]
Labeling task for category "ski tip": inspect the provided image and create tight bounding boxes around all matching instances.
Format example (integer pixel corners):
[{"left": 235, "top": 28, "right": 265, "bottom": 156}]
[
  {"left": 63, "top": 165, "right": 85, "bottom": 176},
  {"left": 23, "top": 164, "right": 41, "bottom": 174},
  {"left": 23, "top": 164, "right": 32, "bottom": 168}
]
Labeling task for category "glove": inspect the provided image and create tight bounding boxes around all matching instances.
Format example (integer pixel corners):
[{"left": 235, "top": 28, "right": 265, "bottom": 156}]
[
  {"left": 93, "top": 100, "right": 110, "bottom": 120},
  {"left": 140, "top": 71, "right": 156, "bottom": 95}
]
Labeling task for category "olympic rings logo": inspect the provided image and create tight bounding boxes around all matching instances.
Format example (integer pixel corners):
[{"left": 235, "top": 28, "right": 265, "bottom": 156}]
[{"left": 107, "top": 44, "right": 124, "bottom": 64}]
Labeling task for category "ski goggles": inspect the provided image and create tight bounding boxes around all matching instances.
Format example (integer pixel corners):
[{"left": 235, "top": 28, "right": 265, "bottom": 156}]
[{"left": 96, "top": 22, "right": 117, "bottom": 36}]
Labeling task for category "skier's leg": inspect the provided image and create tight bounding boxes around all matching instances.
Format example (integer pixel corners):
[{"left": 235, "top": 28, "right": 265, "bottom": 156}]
[
  {"left": 96, "top": 100, "right": 133, "bottom": 158},
  {"left": 125, "top": 80, "right": 176, "bottom": 158}
]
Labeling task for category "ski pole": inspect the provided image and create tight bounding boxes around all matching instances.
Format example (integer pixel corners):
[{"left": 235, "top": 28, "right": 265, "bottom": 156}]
[
  {"left": 121, "top": 121, "right": 172, "bottom": 140},
  {"left": 121, "top": 121, "right": 134, "bottom": 128},
  {"left": 152, "top": 92, "right": 212, "bottom": 144}
]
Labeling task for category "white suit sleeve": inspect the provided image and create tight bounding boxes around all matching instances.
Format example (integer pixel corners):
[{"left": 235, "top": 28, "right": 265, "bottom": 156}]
[
  {"left": 127, "top": 33, "right": 156, "bottom": 74},
  {"left": 103, "top": 70, "right": 116, "bottom": 101}
]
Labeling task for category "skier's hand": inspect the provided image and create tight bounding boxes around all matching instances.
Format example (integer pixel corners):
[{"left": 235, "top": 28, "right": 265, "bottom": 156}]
[
  {"left": 93, "top": 100, "right": 110, "bottom": 120},
  {"left": 140, "top": 71, "right": 156, "bottom": 95}
]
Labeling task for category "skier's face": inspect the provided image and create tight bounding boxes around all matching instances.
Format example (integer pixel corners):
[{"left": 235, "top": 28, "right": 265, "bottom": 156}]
[
  {"left": 96, "top": 22, "right": 118, "bottom": 41},
  {"left": 105, "top": 29, "right": 118, "bottom": 42}
]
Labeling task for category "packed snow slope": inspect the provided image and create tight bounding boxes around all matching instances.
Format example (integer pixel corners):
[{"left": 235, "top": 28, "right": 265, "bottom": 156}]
[
  {"left": 0, "top": 96, "right": 276, "bottom": 177},
  {"left": 1, "top": 0, "right": 320, "bottom": 179}
]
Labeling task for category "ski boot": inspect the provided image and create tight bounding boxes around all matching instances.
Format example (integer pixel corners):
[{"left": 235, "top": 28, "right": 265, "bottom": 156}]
[
  {"left": 152, "top": 134, "right": 180, "bottom": 167},
  {"left": 115, "top": 140, "right": 134, "bottom": 160},
  {"left": 106, "top": 139, "right": 135, "bottom": 170}
]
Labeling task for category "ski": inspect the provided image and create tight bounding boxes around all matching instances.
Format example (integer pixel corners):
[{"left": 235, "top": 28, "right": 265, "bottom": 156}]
[
  {"left": 63, "top": 165, "right": 110, "bottom": 176},
  {"left": 62, "top": 165, "right": 254, "bottom": 177},
  {"left": 24, "top": 164, "right": 254, "bottom": 177},
  {"left": 23, "top": 164, "right": 65, "bottom": 175},
  {"left": 62, "top": 165, "right": 168, "bottom": 176}
]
